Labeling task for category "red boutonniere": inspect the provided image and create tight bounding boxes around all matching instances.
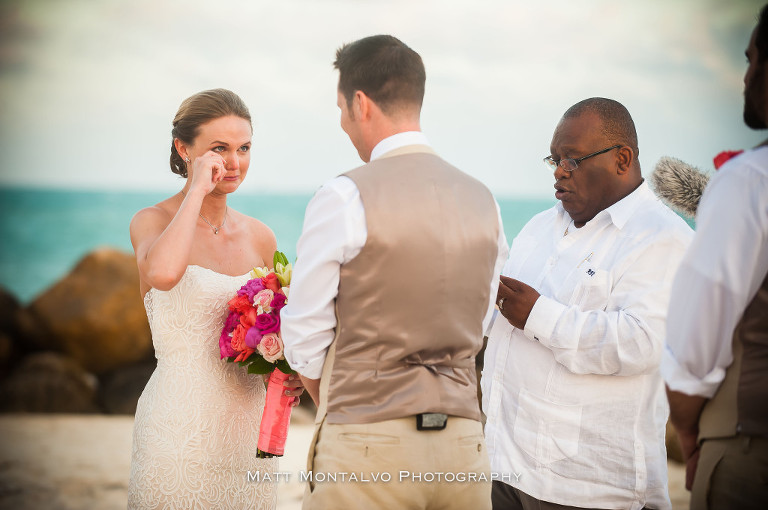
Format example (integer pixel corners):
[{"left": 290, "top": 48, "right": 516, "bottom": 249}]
[{"left": 713, "top": 150, "right": 743, "bottom": 170}]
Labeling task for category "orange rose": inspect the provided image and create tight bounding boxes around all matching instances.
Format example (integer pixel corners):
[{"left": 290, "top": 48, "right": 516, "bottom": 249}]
[
  {"left": 228, "top": 294, "right": 253, "bottom": 315},
  {"left": 240, "top": 307, "right": 259, "bottom": 328},
  {"left": 261, "top": 273, "right": 281, "bottom": 293},
  {"left": 233, "top": 347, "right": 255, "bottom": 363},
  {"left": 231, "top": 324, "right": 248, "bottom": 353}
]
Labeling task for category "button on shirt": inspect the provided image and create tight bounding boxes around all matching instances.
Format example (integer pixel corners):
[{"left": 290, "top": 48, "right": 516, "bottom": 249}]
[
  {"left": 662, "top": 147, "right": 768, "bottom": 398},
  {"left": 282, "top": 131, "right": 509, "bottom": 379},
  {"left": 482, "top": 182, "right": 692, "bottom": 510}
]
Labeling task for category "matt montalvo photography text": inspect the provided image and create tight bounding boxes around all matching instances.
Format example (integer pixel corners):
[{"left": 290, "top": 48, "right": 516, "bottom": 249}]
[{"left": 247, "top": 470, "right": 524, "bottom": 484}]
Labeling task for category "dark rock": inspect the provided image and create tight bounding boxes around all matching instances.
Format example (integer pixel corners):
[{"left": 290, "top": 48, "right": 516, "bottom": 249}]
[
  {"left": 27, "top": 248, "right": 152, "bottom": 375},
  {"left": 0, "top": 352, "right": 99, "bottom": 413},
  {"left": 0, "top": 333, "right": 12, "bottom": 377},
  {"left": 0, "top": 287, "right": 46, "bottom": 376},
  {"left": 97, "top": 359, "right": 156, "bottom": 415}
]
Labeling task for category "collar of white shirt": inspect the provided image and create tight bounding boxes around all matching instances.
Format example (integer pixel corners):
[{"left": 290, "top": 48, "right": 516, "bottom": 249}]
[
  {"left": 556, "top": 180, "right": 651, "bottom": 230},
  {"left": 370, "top": 131, "right": 431, "bottom": 161}
]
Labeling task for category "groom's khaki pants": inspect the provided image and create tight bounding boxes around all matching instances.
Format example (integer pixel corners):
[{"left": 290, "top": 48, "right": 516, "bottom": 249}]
[{"left": 302, "top": 415, "right": 492, "bottom": 510}]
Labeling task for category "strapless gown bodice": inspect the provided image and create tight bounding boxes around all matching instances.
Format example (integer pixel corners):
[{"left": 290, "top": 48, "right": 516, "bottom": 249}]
[{"left": 128, "top": 265, "right": 277, "bottom": 509}]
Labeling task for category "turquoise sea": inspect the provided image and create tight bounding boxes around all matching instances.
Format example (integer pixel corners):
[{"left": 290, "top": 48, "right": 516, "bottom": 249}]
[{"left": 0, "top": 187, "right": 556, "bottom": 303}]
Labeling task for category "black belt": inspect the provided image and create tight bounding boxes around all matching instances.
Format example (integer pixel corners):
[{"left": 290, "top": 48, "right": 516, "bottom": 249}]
[{"left": 416, "top": 413, "right": 448, "bottom": 431}]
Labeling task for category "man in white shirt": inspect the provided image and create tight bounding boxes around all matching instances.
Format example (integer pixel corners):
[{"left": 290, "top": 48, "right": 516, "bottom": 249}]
[
  {"left": 663, "top": 6, "right": 768, "bottom": 508},
  {"left": 483, "top": 97, "right": 692, "bottom": 510},
  {"left": 281, "top": 35, "right": 508, "bottom": 510}
]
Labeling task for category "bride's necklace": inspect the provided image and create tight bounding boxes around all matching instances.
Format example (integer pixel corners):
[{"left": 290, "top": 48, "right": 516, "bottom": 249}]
[
  {"left": 199, "top": 210, "right": 227, "bottom": 235},
  {"left": 180, "top": 190, "right": 228, "bottom": 235},
  {"left": 563, "top": 219, "right": 575, "bottom": 237}
]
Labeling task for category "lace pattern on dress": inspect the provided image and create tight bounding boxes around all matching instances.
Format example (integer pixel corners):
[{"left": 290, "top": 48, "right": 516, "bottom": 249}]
[{"left": 128, "top": 265, "right": 277, "bottom": 509}]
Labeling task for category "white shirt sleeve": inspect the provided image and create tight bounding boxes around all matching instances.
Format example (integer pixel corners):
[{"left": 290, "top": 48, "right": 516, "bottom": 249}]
[
  {"left": 661, "top": 162, "right": 768, "bottom": 397},
  {"left": 483, "top": 201, "right": 509, "bottom": 336},
  {"left": 524, "top": 232, "right": 689, "bottom": 377},
  {"left": 281, "top": 176, "right": 366, "bottom": 379}
]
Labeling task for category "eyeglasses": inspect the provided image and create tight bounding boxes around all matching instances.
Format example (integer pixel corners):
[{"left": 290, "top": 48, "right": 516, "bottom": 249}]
[{"left": 543, "top": 144, "right": 622, "bottom": 172}]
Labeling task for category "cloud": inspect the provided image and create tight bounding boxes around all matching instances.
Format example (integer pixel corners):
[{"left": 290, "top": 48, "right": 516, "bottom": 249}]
[{"left": 0, "top": 0, "right": 763, "bottom": 196}]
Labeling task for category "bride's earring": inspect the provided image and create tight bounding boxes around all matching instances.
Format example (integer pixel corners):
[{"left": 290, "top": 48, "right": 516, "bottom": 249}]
[{"left": 184, "top": 157, "right": 190, "bottom": 163}]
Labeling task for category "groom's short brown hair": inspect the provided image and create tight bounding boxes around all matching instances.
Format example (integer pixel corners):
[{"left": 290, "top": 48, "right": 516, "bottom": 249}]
[{"left": 334, "top": 35, "right": 425, "bottom": 116}]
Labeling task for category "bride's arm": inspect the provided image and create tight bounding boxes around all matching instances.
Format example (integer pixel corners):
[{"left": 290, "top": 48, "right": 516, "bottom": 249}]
[{"left": 130, "top": 152, "right": 225, "bottom": 291}]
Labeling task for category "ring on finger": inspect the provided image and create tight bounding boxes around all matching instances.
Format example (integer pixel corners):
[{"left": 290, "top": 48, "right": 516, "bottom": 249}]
[{"left": 497, "top": 297, "right": 506, "bottom": 310}]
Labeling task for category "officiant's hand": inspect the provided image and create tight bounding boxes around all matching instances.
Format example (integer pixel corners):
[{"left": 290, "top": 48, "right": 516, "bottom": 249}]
[
  {"left": 497, "top": 275, "right": 540, "bottom": 330},
  {"left": 283, "top": 373, "right": 305, "bottom": 407}
]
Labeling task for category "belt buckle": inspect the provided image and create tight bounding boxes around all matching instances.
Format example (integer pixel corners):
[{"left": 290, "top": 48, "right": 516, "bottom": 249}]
[{"left": 416, "top": 413, "right": 448, "bottom": 431}]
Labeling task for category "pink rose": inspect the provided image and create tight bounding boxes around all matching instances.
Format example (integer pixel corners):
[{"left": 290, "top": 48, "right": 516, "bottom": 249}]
[
  {"left": 257, "top": 333, "right": 284, "bottom": 363},
  {"left": 271, "top": 292, "right": 287, "bottom": 312},
  {"left": 245, "top": 326, "right": 263, "bottom": 349},
  {"left": 237, "top": 278, "right": 265, "bottom": 300},
  {"left": 219, "top": 331, "right": 235, "bottom": 359},
  {"left": 254, "top": 312, "right": 280, "bottom": 334},
  {"left": 254, "top": 289, "right": 274, "bottom": 313},
  {"left": 222, "top": 311, "right": 240, "bottom": 334}
]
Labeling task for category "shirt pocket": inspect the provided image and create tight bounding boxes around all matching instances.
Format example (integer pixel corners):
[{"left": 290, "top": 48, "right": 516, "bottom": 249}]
[
  {"left": 556, "top": 266, "right": 613, "bottom": 311},
  {"left": 513, "top": 388, "right": 582, "bottom": 465},
  {"left": 574, "top": 268, "right": 612, "bottom": 311}
]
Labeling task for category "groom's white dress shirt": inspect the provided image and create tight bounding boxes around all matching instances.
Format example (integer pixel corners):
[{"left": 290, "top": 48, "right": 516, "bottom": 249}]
[
  {"left": 662, "top": 147, "right": 768, "bottom": 398},
  {"left": 482, "top": 182, "right": 691, "bottom": 510},
  {"left": 282, "top": 131, "right": 508, "bottom": 379}
]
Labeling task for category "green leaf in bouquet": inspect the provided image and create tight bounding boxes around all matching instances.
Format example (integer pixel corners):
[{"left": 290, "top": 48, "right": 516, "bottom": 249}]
[
  {"left": 273, "top": 251, "right": 289, "bottom": 268},
  {"left": 246, "top": 356, "right": 275, "bottom": 374},
  {"left": 275, "top": 359, "right": 295, "bottom": 375}
]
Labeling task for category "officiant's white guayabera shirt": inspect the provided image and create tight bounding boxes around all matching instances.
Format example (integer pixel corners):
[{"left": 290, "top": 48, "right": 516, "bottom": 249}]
[
  {"left": 482, "top": 182, "right": 691, "bottom": 510},
  {"left": 282, "top": 131, "right": 508, "bottom": 379}
]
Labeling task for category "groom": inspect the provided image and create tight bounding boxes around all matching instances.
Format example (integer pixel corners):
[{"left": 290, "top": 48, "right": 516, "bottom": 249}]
[{"left": 282, "top": 35, "right": 508, "bottom": 509}]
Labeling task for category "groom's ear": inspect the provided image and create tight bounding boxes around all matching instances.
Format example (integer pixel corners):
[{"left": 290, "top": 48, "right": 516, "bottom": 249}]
[{"left": 354, "top": 90, "right": 372, "bottom": 121}]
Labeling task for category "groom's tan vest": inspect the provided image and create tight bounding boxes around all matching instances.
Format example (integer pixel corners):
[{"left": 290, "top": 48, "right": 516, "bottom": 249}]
[
  {"left": 325, "top": 145, "right": 500, "bottom": 425},
  {"left": 699, "top": 272, "right": 768, "bottom": 440}
]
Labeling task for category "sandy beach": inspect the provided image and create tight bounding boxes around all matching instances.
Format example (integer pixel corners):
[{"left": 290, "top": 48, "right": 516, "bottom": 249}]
[{"left": 0, "top": 413, "right": 689, "bottom": 509}]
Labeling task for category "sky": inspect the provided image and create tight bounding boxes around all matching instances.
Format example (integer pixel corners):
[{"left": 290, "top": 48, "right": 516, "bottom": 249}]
[{"left": 0, "top": 0, "right": 764, "bottom": 198}]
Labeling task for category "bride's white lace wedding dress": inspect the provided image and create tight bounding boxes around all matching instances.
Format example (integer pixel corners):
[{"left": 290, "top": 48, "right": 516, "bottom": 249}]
[{"left": 128, "top": 265, "right": 277, "bottom": 509}]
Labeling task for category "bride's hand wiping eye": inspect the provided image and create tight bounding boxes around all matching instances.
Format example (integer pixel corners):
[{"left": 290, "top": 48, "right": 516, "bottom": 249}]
[{"left": 188, "top": 150, "right": 227, "bottom": 195}]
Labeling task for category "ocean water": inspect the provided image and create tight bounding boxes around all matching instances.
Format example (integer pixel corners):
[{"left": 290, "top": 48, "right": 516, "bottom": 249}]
[{"left": 0, "top": 187, "right": 555, "bottom": 303}]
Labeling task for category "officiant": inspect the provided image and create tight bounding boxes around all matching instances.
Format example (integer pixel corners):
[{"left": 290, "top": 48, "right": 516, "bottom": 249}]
[{"left": 483, "top": 97, "right": 692, "bottom": 510}]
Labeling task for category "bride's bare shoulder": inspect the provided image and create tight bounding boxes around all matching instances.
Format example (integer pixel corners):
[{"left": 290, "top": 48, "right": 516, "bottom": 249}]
[
  {"left": 232, "top": 210, "right": 277, "bottom": 261},
  {"left": 129, "top": 198, "right": 176, "bottom": 238}
]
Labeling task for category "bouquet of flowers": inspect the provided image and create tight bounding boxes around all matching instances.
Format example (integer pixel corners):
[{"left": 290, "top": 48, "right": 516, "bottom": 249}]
[{"left": 219, "top": 251, "right": 295, "bottom": 458}]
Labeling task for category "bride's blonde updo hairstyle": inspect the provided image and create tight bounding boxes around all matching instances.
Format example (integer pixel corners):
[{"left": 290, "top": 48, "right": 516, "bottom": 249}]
[{"left": 170, "top": 88, "right": 252, "bottom": 177}]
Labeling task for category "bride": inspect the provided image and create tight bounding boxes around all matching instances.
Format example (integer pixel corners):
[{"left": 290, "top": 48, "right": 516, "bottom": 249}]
[{"left": 127, "top": 88, "right": 303, "bottom": 509}]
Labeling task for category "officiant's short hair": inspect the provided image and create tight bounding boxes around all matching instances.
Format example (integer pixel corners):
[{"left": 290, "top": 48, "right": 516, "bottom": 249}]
[
  {"left": 562, "top": 97, "right": 639, "bottom": 159},
  {"left": 334, "top": 35, "right": 425, "bottom": 115}
]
